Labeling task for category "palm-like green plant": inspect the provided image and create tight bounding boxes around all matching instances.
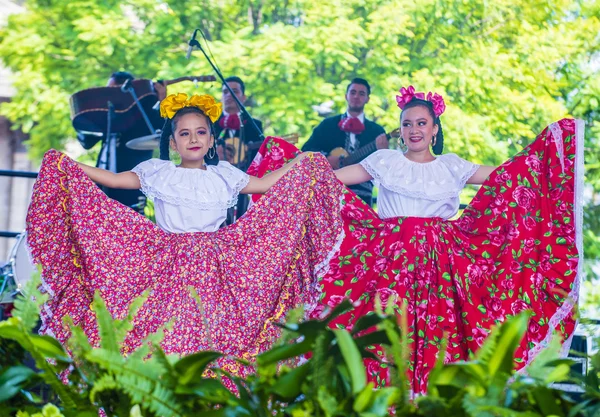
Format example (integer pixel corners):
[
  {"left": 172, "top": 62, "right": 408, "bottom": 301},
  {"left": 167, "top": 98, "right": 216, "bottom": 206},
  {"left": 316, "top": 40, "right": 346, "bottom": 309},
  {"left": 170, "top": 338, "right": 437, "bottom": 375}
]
[
  {"left": 0, "top": 275, "right": 595, "bottom": 417},
  {"left": 0, "top": 279, "right": 238, "bottom": 417}
]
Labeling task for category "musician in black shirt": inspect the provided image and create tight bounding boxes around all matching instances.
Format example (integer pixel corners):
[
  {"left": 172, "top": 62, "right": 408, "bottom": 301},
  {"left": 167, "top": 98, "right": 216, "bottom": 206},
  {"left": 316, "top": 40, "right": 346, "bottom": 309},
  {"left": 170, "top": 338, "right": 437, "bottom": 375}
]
[
  {"left": 213, "top": 76, "right": 264, "bottom": 220},
  {"left": 213, "top": 76, "right": 263, "bottom": 169},
  {"left": 302, "top": 78, "right": 388, "bottom": 206}
]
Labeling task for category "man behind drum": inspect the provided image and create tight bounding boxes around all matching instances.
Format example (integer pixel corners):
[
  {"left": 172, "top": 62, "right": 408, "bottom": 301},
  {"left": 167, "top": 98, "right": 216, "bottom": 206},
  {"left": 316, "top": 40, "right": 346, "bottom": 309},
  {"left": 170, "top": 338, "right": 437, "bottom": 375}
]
[{"left": 76, "top": 71, "right": 166, "bottom": 208}]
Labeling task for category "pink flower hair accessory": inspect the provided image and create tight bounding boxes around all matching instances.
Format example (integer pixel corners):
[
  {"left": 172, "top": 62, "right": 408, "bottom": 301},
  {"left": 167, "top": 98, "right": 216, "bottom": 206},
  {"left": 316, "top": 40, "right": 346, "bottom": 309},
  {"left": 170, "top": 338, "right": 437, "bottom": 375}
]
[
  {"left": 426, "top": 92, "right": 446, "bottom": 117},
  {"left": 395, "top": 85, "right": 446, "bottom": 117},
  {"left": 395, "top": 86, "right": 424, "bottom": 109}
]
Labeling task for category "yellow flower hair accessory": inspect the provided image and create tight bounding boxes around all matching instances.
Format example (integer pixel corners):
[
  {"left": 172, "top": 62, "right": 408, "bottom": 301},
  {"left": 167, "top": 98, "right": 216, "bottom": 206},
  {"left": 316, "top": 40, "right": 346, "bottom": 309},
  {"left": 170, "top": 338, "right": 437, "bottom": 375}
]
[{"left": 159, "top": 93, "right": 222, "bottom": 123}]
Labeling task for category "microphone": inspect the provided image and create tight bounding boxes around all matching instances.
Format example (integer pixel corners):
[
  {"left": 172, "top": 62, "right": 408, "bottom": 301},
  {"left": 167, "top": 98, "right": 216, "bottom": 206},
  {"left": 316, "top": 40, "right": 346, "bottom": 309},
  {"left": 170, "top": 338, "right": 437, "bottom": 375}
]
[
  {"left": 186, "top": 29, "right": 199, "bottom": 60},
  {"left": 120, "top": 78, "right": 131, "bottom": 92}
]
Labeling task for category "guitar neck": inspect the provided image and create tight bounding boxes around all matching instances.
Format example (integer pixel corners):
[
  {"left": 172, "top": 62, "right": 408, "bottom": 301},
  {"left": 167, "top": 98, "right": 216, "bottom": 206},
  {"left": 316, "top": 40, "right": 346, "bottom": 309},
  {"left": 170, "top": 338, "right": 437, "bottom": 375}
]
[
  {"left": 340, "top": 128, "right": 398, "bottom": 167},
  {"left": 162, "top": 76, "right": 216, "bottom": 86},
  {"left": 340, "top": 141, "right": 377, "bottom": 167}
]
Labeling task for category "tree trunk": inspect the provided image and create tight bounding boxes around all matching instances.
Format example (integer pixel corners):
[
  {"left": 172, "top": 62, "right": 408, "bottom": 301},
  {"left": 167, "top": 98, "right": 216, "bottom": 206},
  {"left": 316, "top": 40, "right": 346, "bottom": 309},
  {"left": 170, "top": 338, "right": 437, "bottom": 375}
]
[{"left": 249, "top": 1, "right": 263, "bottom": 35}]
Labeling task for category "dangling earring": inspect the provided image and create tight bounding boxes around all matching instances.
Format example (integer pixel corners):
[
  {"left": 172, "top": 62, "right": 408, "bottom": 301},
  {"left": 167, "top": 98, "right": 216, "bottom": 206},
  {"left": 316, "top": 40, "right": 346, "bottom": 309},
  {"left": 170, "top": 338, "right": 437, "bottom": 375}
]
[
  {"left": 399, "top": 137, "right": 408, "bottom": 152},
  {"left": 431, "top": 136, "right": 436, "bottom": 147},
  {"left": 207, "top": 145, "right": 216, "bottom": 159}
]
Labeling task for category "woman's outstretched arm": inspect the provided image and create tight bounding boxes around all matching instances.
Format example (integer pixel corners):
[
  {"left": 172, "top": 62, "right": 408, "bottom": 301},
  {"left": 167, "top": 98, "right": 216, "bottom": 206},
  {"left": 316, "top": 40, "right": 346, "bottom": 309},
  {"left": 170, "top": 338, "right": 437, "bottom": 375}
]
[
  {"left": 76, "top": 162, "right": 141, "bottom": 189},
  {"left": 466, "top": 165, "right": 497, "bottom": 185},
  {"left": 334, "top": 164, "right": 373, "bottom": 185},
  {"left": 241, "top": 152, "right": 309, "bottom": 194}
]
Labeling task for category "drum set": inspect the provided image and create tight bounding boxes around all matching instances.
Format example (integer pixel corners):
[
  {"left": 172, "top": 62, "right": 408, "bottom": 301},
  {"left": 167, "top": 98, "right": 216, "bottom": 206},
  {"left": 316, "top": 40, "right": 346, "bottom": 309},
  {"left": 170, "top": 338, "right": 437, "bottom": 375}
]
[
  {"left": 0, "top": 232, "right": 35, "bottom": 319},
  {"left": 70, "top": 76, "right": 217, "bottom": 153}
]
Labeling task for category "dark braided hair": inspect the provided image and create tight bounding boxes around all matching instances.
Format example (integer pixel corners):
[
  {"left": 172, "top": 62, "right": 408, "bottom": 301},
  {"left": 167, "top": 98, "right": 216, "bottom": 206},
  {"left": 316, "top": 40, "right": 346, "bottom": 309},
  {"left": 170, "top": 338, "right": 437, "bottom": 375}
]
[
  {"left": 401, "top": 99, "right": 444, "bottom": 155},
  {"left": 159, "top": 106, "right": 219, "bottom": 165}
]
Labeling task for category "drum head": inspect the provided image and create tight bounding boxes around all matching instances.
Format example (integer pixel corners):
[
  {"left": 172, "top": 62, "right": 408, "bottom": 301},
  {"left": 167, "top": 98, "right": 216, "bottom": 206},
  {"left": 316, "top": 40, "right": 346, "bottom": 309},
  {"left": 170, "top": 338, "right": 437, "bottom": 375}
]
[
  {"left": 126, "top": 133, "right": 161, "bottom": 150},
  {"left": 9, "top": 232, "right": 35, "bottom": 292}
]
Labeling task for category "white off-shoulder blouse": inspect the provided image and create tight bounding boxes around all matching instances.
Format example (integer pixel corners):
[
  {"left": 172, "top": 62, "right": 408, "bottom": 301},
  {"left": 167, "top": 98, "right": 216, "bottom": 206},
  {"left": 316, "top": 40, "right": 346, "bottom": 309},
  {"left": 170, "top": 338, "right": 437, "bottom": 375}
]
[
  {"left": 132, "top": 159, "right": 249, "bottom": 233},
  {"left": 360, "top": 150, "right": 479, "bottom": 220}
]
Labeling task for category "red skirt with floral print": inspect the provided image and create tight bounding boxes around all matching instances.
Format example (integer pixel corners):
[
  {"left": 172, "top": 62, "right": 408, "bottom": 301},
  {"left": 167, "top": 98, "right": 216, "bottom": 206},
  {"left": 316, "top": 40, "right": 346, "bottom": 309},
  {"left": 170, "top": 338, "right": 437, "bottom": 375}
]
[
  {"left": 248, "top": 118, "right": 583, "bottom": 394},
  {"left": 26, "top": 151, "right": 344, "bottom": 378}
]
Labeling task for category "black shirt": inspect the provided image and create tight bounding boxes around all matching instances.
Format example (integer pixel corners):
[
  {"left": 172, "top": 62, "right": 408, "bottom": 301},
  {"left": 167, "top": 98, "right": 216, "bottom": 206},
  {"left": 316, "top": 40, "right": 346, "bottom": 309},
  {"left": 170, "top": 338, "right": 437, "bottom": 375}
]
[
  {"left": 213, "top": 114, "right": 264, "bottom": 170},
  {"left": 302, "top": 114, "right": 385, "bottom": 206}
]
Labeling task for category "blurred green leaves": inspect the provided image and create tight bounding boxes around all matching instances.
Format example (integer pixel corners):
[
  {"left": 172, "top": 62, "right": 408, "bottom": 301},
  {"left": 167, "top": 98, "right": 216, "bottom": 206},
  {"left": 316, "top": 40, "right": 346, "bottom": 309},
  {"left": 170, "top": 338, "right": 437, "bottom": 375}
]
[{"left": 1, "top": 0, "right": 598, "bottom": 276}]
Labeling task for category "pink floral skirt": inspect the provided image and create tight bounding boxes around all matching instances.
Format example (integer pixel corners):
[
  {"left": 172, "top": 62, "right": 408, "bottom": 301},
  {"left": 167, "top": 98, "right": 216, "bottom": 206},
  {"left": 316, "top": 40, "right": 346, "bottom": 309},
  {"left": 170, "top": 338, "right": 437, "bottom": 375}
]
[
  {"left": 249, "top": 119, "right": 583, "bottom": 394},
  {"left": 26, "top": 150, "right": 344, "bottom": 377}
]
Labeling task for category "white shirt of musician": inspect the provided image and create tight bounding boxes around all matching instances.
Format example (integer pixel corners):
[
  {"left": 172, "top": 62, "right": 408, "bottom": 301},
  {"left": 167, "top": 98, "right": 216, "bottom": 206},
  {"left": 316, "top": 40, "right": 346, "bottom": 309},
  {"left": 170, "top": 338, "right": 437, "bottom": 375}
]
[
  {"left": 131, "top": 159, "right": 249, "bottom": 233},
  {"left": 360, "top": 150, "right": 479, "bottom": 220},
  {"left": 345, "top": 111, "right": 365, "bottom": 152}
]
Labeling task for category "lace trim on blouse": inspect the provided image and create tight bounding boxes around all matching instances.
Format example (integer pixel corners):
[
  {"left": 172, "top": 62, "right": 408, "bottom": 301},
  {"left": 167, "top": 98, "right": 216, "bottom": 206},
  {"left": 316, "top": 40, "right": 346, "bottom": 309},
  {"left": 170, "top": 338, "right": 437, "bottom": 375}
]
[{"left": 132, "top": 159, "right": 249, "bottom": 210}]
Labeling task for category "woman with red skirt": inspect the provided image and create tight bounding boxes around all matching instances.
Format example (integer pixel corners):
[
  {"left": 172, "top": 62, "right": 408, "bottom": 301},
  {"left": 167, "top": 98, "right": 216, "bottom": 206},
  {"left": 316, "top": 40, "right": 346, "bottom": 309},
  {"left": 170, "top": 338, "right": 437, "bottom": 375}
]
[{"left": 249, "top": 86, "right": 583, "bottom": 395}]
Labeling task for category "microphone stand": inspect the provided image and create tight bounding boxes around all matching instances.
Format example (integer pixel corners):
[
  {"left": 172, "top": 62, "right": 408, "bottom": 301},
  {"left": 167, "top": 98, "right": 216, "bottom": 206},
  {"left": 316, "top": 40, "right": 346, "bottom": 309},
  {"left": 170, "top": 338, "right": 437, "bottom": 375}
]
[
  {"left": 121, "top": 79, "right": 159, "bottom": 137},
  {"left": 188, "top": 32, "right": 265, "bottom": 141}
]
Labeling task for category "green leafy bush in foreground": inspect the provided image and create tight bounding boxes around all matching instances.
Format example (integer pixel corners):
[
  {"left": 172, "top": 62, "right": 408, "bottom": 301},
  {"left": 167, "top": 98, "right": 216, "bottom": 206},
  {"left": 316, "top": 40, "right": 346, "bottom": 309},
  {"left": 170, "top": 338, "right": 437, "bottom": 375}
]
[{"left": 0, "top": 277, "right": 597, "bottom": 417}]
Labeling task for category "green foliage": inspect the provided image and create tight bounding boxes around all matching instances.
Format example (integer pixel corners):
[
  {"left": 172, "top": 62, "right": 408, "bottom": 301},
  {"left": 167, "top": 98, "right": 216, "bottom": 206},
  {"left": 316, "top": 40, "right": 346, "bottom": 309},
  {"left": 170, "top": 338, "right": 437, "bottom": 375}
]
[
  {"left": 0, "top": 276, "right": 239, "bottom": 417},
  {"left": 1, "top": 0, "right": 599, "bottom": 270},
  {"left": 0, "top": 277, "right": 92, "bottom": 414},
  {"left": 1, "top": 0, "right": 598, "bottom": 158},
  {"left": 4, "top": 276, "right": 600, "bottom": 416}
]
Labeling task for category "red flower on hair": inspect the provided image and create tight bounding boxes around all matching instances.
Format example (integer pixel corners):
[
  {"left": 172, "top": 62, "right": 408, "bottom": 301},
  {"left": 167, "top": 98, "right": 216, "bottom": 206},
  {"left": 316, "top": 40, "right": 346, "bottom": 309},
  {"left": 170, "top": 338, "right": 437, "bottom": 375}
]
[{"left": 396, "top": 86, "right": 446, "bottom": 117}]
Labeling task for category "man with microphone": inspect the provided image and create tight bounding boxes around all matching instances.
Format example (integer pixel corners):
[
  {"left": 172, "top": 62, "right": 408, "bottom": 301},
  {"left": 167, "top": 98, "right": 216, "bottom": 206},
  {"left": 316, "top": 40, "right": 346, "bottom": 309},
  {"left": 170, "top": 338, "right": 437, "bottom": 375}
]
[
  {"left": 185, "top": 31, "right": 263, "bottom": 221},
  {"left": 213, "top": 76, "right": 264, "bottom": 168},
  {"left": 213, "top": 76, "right": 264, "bottom": 221}
]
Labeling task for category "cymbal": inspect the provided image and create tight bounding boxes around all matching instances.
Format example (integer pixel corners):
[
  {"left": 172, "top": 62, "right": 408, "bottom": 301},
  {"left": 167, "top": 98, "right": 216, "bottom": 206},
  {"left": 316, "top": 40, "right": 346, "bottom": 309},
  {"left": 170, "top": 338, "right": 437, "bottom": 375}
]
[{"left": 126, "top": 133, "right": 161, "bottom": 150}]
